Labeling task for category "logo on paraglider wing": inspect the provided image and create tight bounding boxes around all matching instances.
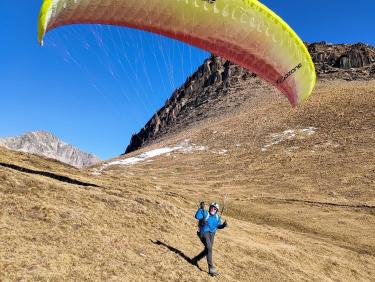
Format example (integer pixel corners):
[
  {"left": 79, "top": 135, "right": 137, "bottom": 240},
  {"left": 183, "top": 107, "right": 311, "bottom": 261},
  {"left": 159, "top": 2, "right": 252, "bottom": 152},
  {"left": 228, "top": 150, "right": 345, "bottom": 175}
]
[
  {"left": 277, "top": 63, "right": 303, "bottom": 84},
  {"left": 202, "top": 0, "right": 216, "bottom": 3}
]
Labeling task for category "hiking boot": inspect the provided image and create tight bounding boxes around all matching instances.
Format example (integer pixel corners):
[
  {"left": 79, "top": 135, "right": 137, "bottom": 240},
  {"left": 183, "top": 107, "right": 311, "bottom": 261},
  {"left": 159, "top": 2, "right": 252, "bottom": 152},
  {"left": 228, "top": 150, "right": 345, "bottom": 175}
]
[
  {"left": 209, "top": 267, "right": 219, "bottom": 277},
  {"left": 190, "top": 258, "right": 199, "bottom": 266}
]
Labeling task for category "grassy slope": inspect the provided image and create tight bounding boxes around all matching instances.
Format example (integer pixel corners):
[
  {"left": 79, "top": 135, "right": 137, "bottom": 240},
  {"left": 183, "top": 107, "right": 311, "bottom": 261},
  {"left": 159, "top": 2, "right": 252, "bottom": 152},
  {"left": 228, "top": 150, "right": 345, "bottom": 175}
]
[{"left": 1, "top": 80, "right": 374, "bottom": 281}]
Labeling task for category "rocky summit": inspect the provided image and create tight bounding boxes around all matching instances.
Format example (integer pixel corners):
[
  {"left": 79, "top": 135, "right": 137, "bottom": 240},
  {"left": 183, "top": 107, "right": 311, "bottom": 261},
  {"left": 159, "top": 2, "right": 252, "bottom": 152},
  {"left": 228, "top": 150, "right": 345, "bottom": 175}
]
[
  {"left": 0, "top": 131, "right": 100, "bottom": 168},
  {"left": 125, "top": 42, "right": 375, "bottom": 154}
]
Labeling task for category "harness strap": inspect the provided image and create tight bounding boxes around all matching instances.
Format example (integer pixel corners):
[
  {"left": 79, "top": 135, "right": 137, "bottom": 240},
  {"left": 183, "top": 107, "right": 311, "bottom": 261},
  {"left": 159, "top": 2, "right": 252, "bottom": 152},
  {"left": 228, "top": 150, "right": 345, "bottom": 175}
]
[{"left": 199, "top": 212, "right": 219, "bottom": 228}]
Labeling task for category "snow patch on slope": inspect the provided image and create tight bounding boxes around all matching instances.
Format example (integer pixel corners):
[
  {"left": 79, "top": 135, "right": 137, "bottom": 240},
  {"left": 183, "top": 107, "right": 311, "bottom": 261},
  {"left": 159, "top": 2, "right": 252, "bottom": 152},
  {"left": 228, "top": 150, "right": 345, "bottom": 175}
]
[
  {"left": 94, "top": 140, "right": 206, "bottom": 174},
  {"left": 261, "top": 127, "right": 316, "bottom": 152}
]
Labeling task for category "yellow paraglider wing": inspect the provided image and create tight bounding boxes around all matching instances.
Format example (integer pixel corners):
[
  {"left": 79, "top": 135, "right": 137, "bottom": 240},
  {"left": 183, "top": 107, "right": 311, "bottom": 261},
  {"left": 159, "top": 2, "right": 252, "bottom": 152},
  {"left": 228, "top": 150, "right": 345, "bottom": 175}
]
[{"left": 38, "top": 0, "right": 316, "bottom": 106}]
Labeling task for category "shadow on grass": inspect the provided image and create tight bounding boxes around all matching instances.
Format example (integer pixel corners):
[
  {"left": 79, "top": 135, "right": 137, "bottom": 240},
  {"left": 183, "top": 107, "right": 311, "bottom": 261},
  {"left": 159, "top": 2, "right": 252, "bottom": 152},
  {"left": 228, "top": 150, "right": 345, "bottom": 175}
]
[
  {"left": 0, "top": 162, "right": 100, "bottom": 187},
  {"left": 151, "top": 240, "right": 204, "bottom": 272}
]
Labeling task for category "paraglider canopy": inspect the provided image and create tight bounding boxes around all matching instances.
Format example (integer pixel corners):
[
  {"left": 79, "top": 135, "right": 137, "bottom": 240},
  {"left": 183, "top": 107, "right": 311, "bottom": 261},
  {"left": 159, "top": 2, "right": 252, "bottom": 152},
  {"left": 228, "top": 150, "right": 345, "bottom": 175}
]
[{"left": 38, "top": 0, "right": 316, "bottom": 106}]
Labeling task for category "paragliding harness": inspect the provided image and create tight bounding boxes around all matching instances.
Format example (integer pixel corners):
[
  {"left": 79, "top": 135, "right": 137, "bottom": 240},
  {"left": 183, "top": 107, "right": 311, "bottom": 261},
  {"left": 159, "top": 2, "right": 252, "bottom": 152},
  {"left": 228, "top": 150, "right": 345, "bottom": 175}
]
[{"left": 197, "top": 210, "right": 219, "bottom": 239}]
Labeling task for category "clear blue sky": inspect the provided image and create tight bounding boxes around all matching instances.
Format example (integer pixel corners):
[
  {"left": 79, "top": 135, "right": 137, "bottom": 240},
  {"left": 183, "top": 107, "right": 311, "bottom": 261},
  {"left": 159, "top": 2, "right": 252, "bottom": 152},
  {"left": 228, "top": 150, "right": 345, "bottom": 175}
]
[{"left": 1, "top": 1, "right": 374, "bottom": 159}]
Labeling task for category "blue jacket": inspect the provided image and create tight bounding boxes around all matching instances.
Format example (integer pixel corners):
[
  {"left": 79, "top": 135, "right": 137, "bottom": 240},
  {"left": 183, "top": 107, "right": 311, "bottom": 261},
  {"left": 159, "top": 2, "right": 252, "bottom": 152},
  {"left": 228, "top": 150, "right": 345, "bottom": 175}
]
[{"left": 195, "top": 208, "right": 221, "bottom": 234}]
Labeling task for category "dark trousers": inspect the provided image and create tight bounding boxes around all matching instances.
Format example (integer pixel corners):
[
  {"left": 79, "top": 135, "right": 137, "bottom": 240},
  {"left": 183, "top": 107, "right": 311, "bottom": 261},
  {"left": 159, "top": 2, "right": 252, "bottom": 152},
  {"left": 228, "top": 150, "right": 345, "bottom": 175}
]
[{"left": 193, "top": 231, "right": 215, "bottom": 269}]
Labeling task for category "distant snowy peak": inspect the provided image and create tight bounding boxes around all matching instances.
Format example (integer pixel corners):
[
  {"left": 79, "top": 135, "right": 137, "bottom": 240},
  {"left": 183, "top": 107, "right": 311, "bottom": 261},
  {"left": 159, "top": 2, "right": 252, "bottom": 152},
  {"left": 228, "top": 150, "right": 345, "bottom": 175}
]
[{"left": 0, "top": 131, "right": 101, "bottom": 168}]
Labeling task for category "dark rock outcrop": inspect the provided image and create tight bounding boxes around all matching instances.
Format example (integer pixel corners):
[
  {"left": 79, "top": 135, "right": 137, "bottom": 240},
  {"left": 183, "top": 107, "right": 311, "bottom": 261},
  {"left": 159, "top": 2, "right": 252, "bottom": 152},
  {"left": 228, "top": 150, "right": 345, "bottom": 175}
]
[
  {"left": 125, "top": 42, "right": 375, "bottom": 154},
  {"left": 309, "top": 42, "right": 375, "bottom": 79},
  {"left": 124, "top": 56, "right": 255, "bottom": 154}
]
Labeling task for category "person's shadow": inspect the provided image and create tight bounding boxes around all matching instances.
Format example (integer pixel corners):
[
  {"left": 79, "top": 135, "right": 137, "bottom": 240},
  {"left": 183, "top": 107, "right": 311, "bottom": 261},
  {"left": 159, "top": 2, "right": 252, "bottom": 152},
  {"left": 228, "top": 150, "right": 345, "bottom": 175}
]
[{"left": 151, "top": 240, "right": 204, "bottom": 272}]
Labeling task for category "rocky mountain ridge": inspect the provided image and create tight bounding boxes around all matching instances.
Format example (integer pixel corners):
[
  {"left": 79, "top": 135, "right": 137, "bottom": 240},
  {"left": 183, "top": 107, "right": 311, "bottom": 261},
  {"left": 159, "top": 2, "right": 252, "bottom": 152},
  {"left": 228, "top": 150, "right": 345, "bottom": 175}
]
[
  {"left": 125, "top": 42, "right": 375, "bottom": 154},
  {"left": 0, "top": 131, "right": 100, "bottom": 168},
  {"left": 309, "top": 42, "right": 375, "bottom": 79}
]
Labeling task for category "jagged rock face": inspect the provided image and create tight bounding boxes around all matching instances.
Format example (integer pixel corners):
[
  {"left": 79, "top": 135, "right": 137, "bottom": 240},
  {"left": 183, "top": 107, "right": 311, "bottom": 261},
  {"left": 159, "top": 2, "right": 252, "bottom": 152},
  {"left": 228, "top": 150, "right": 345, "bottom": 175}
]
[
  {"left": 0, "top": 131, "right": 100, "bottom": 168},
  {"left": 309, "top": 42, "right": 375, "bottom": 79},
  {"left": 124, "top": 56, "right": 253, "bottom": 154},
  {"left": 125, "top": 42, "right": 375, "bottom": 154}
]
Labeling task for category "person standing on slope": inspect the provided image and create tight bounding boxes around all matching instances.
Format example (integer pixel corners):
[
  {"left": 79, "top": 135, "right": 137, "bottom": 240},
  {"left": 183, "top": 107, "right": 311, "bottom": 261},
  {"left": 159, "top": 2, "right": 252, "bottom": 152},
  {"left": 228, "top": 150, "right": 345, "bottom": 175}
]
[{"left": 192, "top": 201, "right": 228, "bottom": 276}]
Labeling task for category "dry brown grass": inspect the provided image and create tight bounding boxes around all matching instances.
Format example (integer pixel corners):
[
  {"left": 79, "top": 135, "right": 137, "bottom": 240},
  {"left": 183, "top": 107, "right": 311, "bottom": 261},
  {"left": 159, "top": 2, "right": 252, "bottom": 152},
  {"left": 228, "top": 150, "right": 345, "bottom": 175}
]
[{"left": 1, "top": 80, "right": 374, "bottom": 281}]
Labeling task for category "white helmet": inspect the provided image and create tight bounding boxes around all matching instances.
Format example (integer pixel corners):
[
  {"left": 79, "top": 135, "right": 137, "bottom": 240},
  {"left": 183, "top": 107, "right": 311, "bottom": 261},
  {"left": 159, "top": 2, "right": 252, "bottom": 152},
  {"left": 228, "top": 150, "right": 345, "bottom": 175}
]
[{"left": 210, "top": 202, "right": 219, "bottom": 210}]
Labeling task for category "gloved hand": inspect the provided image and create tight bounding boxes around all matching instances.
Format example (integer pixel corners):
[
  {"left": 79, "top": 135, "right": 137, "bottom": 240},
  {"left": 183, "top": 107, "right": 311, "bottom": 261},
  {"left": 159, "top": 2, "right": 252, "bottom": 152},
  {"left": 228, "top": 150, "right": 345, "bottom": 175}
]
[
  {"left": 220, "top": 220, "right": 228, "bottom": 229},
  {"left": 199, "top": 201, "right": 205, "bottom": 210}
]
